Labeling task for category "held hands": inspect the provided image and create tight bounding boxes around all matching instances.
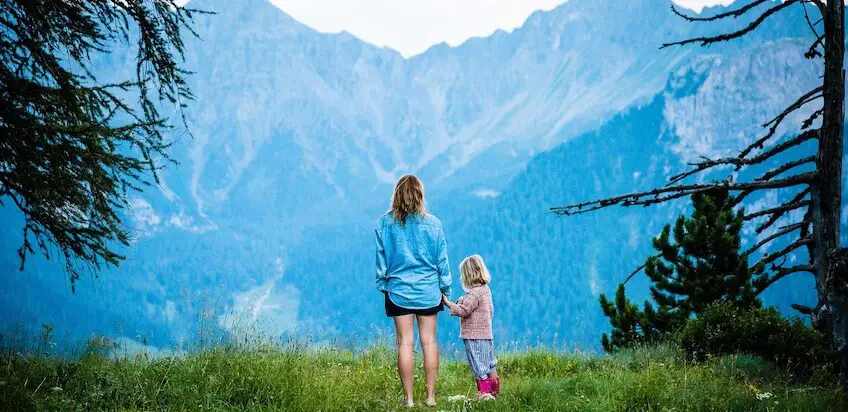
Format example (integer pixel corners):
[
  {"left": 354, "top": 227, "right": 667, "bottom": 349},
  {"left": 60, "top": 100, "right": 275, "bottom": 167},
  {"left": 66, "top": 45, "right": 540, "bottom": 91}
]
[{"left": 442, "top": 294, "right": 458, "bottom": 316}]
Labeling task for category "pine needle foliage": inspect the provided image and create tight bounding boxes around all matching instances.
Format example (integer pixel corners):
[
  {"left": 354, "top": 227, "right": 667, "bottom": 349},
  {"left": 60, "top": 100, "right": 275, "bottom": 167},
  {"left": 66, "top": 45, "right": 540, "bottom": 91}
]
[
  {"left": 0, "top": 0, "right": 205, "bottom": 286},
  {"left": 600, "top": 189, "right": 761, "bottom": 352}
]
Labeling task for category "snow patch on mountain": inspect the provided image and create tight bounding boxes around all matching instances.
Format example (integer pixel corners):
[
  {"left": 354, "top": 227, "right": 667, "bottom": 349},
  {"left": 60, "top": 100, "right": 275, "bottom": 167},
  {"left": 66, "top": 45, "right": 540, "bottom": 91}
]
[{"left": 473, "top": 188, "right": 501, "bottom": 198}]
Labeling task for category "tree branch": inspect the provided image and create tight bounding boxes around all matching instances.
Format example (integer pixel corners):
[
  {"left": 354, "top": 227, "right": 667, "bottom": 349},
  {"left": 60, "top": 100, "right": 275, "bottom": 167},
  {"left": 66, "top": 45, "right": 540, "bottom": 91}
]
[
  {"left": 748, "top": 188, "right": 812, "bottom": 234},
  {"left": 668, "top": 129, "right": 818, "bottom": 186},
  {"left": 753, "top": 237, "right": 814, "bottom": 269},
  {"left": 744, "top": 200, "right": 811, "bottom": 222},
  {"left": 757, "top": 264, "right": 816, "bottom": 293},
  {"left": 669, "top": 0, "right": 769, "bottom": 22},
  {"left": 740, "top": 91, "right": 822, "bottom": 159},
  {"left": 661, "top": 0, "right": 800, "bottom": 49},
  {"left": 756, "top": 156, "right": 816, "bottom": 182},
  {"left": 801, "top": 0, "right": 822, "bottom": 39},
  {"left": 807, "top": 35, "right": 825, "bottom": 59},
  {"left": 623, "top": 254, "right": 663, "bottom": 285},
  {"left": 744, "top": 221, "right": 809, "bottom": 257},
  {"left": 552, "top": 172, "right": 815, "bottom": 216}
]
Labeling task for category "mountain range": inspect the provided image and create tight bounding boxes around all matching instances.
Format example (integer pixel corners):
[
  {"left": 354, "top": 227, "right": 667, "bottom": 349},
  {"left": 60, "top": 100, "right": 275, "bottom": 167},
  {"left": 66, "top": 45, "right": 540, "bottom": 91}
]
[{"left": 0, "top": 0, "right": 840, "bottom": 354}]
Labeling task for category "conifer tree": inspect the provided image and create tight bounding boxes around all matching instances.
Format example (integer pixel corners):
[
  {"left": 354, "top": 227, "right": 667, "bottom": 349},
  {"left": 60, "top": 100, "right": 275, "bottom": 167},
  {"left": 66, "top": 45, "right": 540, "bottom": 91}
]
[
  {"left": 600, "top": 189, "right": 760, "bottom": 351},
  {"left": 557, "top": 0, "right": 847, "bottom": 377},
  {"left": 0, "top": 1, "right": 204, "bottom": 287}
]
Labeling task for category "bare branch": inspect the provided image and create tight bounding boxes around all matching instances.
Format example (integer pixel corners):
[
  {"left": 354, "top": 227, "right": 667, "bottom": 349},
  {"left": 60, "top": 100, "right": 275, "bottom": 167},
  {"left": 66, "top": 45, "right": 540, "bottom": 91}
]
[
  {"left": 744, "top": 200, "right": 811, "bottom": 222},
  {"left": 763, "top": 87, "right": 823, "bottom": 130},
  {"left": 749, "top": 188, "right": 812, "bottom": 234},
  {"left": 755, "top": 156, "right": 816, "bottom": 182},
  {"left": 669, "top": 0, "right": 768, "bottom": 22},
  {"left": 792, "top": 303, "right": 815, "bottom": 314},
  {"left": 806, "top": 35, "right": 825, "bottom": 59},
  {"left": 552, "top": 172, "right": 815, "bottom": 216},
  {"left": 661, "top": 0, "right": 800, "bottom": 49},
  {"left": 754, "top": 237, "right": 814, "bottom": 269},
  {"left": 757, "top": 264, "right": 816, "bottom": 293},
  {"left": 740, "top": 90, "right": 822, "bottom": 159},
  {"left": 744, "top": 221, "right": 809, "bottom": 256},
  {"left": 807, "top": 0, "right": 826, "bottom": 16},
  {"left": 801, "top": 1, "right": 822, "bottom": 39},
  {"left": 623, "top": 254, "right": 663, "bottom": 285},
  {"left": 669, "top": 130, "right": 818, "bottom": 186}
]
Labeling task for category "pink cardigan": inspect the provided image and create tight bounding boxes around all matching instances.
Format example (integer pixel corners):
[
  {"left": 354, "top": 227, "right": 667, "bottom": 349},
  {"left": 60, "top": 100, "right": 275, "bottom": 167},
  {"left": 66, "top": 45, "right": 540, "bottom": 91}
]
[{"left": 450, "top": 285, "right": 494, "bottom": 339}]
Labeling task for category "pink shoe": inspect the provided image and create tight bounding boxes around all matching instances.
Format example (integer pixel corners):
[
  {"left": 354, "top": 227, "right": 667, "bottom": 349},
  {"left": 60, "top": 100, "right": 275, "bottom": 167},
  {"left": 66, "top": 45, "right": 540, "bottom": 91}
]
[{"left": 477, "top": 378, "right": 491, "bottom": 392}]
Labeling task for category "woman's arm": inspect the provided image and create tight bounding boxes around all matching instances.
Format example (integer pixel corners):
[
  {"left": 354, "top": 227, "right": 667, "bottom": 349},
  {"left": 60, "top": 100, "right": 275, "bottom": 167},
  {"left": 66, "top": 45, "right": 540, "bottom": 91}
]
[
  {"left": 436, "top": 225, "right": 453, "bottom": 297},
  {"left": 375, "top": 227, "right": 388, "bottom": 293}
]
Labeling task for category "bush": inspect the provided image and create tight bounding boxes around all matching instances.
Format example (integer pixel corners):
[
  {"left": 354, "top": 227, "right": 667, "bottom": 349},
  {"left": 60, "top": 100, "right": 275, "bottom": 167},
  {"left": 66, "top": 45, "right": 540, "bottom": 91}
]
[{"left": 677, "top": 302, "right": 838, "bottom": 378}]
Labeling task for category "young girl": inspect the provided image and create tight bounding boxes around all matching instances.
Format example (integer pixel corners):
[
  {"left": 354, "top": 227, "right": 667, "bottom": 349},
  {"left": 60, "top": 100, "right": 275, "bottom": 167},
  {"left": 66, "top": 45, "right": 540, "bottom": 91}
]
[{"left": 442, "top": 254, "right": 500, "bottom": 400}]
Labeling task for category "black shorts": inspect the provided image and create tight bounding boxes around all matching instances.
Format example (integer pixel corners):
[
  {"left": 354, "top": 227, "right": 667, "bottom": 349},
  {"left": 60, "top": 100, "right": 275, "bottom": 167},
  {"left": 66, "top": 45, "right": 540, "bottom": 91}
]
[{"left": 384, "top": 292, "right": 443, "bottom": 317}]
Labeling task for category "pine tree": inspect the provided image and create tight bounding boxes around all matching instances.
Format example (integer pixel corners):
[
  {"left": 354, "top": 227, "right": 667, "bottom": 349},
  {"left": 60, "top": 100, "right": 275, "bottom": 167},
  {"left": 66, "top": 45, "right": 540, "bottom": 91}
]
[
  {"left": 556, "top": 0, "right": 848, "bottom": 378},
  {"left": 0, "top": 1, "right": 205, "bottom": 287},
  {"left": 599, "top": 189, "right": 761, "bottom": 352}
]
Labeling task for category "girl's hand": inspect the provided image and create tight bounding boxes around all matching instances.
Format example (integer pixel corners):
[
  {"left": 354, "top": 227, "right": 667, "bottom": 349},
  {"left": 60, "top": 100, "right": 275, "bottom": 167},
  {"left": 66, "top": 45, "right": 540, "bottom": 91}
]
[{"left": 442, "top": 294, "right": 451, "bottom": 305}]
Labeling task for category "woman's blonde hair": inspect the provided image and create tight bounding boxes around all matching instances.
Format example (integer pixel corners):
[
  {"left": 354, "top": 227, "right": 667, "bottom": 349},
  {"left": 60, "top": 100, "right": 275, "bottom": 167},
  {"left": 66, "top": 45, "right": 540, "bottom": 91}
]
[
  {"left": 460, "top": 254, "right": 491, "bottom": 290},
  {"left": 390, "top": 175, "right": 426, "bottom": 225}
]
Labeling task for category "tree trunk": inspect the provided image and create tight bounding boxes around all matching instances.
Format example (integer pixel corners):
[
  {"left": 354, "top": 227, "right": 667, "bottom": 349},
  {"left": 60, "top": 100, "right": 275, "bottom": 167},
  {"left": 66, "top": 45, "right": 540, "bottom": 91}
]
[{"left": 815, "top": 1, "right": 846, "bottom": 379}]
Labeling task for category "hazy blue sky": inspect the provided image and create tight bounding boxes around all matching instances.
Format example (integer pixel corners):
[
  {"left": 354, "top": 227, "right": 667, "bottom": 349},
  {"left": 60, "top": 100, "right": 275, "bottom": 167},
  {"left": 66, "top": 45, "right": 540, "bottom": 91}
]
[{"left": 268, "top": 0, "right": 736, "bottom": 57}]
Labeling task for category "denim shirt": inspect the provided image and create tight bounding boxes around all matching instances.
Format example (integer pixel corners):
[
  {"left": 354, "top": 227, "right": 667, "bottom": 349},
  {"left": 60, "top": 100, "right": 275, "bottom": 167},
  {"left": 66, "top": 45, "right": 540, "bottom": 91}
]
[{"left": 375, "top": 213, "right": 453, "bottom": 309}]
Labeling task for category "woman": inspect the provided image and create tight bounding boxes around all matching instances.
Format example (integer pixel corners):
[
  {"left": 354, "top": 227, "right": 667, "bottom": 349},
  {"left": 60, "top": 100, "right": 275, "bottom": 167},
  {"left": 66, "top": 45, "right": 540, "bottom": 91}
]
[{"left": 375, "top": 175, "right": 453, "bottom": 408}]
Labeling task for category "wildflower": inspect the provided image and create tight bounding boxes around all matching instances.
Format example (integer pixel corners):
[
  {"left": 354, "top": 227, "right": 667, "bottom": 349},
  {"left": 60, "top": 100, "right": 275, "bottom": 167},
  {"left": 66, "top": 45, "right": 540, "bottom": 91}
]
[
  {"left": 755, "top": 392, "right": 773, "bottom": 400},
  {"left": 448, "top": 395, "right": 468, "bottom": 402}
]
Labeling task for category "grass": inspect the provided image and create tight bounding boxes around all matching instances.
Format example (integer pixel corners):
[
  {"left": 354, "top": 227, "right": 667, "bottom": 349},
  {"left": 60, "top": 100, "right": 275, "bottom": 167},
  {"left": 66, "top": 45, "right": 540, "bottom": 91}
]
[{"left": 1, "top": 342, "right": 846, "bottom": 411}]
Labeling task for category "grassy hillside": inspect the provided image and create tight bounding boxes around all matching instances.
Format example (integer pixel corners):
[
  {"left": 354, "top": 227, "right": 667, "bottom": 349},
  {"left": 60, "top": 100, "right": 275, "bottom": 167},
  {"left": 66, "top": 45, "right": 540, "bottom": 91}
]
[{"left": 1, "top": 343, "right": 846, "bottom": 411}]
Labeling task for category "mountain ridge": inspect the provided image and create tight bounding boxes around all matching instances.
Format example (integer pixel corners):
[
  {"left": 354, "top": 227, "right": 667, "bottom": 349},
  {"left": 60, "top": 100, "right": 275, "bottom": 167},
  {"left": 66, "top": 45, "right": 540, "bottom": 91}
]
[{"left": 0, "top": 0, "right": 828, "bottom": 351}]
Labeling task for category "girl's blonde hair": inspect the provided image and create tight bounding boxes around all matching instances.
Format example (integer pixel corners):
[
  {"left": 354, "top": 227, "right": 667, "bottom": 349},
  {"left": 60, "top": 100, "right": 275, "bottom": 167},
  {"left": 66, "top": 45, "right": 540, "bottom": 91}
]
[
  {"left": 390, "top": 175, "right": 426, "bottom": 225},
  {"left": 460, "top": 254, "right": 491, "bottom": 290}
]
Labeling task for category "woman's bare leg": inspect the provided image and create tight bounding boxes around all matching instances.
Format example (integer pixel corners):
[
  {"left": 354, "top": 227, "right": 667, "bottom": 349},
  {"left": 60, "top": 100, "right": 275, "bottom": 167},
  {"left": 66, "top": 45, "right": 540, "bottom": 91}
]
[
  {"left": 416, "top": 314, "right": 439, "bottom": 405},
  {"left": 393, "top": 314, "right": 416, "bottom": 407}
]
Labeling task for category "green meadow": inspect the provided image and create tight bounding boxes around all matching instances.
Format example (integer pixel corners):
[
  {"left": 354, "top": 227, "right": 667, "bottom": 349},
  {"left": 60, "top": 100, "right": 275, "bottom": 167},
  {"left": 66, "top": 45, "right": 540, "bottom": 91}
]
[{"left": 1, "top": 343, "right": 846, "bottom": 411}]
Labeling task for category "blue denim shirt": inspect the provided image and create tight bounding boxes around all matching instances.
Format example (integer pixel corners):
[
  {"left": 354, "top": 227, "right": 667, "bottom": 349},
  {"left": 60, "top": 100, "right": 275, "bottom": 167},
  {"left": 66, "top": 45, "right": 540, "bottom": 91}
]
[{"left": 375, "top": 213, "right": 453, "bottom": 309}]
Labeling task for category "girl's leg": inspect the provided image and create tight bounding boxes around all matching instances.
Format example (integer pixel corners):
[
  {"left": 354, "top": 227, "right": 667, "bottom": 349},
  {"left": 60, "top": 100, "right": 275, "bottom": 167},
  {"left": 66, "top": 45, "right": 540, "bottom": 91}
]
[
  {"left": 488, "top": 368, "right": 499, "bottom": 379},
  {"left": 416, "top": 314, "right": 439, "bottom": 405},
  {"left": 393, "top": 314, "right": 416, "bottom": 407}
]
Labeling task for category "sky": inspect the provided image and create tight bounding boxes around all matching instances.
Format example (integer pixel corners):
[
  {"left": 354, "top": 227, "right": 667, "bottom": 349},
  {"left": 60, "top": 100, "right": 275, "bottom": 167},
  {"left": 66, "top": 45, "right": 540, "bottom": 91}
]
[{"left": 268, "top": 0, "right": 738, "bottom": 57}]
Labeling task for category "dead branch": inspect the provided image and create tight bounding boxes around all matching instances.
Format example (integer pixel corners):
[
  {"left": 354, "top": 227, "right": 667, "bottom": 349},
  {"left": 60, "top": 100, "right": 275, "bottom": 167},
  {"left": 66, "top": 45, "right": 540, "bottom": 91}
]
[
  {"left": 806, "top": 35, "right": 825, "bottom": 59},
  {"left": 750, "top": 188, "right": 812, "bottom": 234},
  {"left": 757, "top": 264, "right": 816, "bottom": 292},
  {"left": 743, "top": 221, "right": 809, "bottom": 256},
  {"left": 743, "top": 200, "right": 811, "bottom": 222},
  {"left": 754, "top": 237, "right": 814, "bottom": 268},
  {"left": 761, "top": 87, "right": 822, "bottom": 131},
  {"left": 668, "top": 129, "right": 818, "bottom": 186},
  {"left": 669, "top": 1, "right": 768, "bottom": 22},
  {"left": 802, "top": 0, "right": 822, "bottom": 39},
  {"left": 552, "top": 172, "right": 815, "bottom": 216},
  {"left": 661, "top": 0, "right": 800, "bottom": 49},
  {"left": 740, "top": 93, "right": 822, "bottom": 159},
  {"left": 802, "top": 108, "right": 823, "bottom": 129},
  {"left": 792, "top": 303, "right": 816, "bottom": 314},
  {"left": 755, "top": 156, "right": 816, "bottom": 182},
  {"left": 623, "top": 254, "right": 663, "bottom": 285}
]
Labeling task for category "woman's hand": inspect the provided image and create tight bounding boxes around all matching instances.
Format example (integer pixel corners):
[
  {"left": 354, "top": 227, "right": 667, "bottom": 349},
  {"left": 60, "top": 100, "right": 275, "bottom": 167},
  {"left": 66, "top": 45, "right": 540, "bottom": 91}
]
[
  {"left": 442, "top": 294, "right": 458, "bottom": 316},
  {"left": 442, "top": 294, "right": 451, "bottom": 305}
]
